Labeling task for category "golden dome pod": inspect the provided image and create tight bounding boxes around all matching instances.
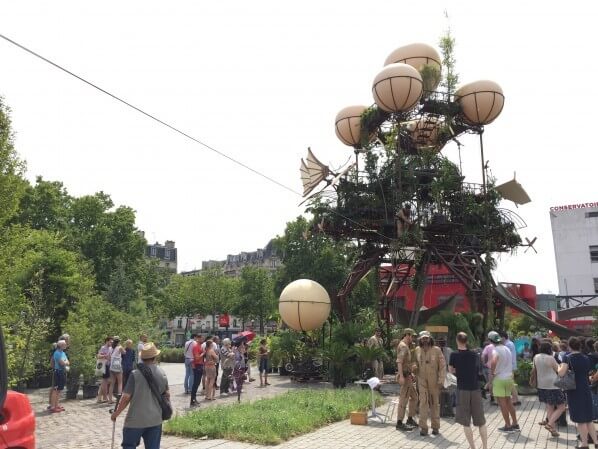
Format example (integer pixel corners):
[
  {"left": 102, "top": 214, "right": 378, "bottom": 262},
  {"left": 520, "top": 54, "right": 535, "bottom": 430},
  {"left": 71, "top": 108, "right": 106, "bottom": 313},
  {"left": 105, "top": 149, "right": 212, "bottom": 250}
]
[
  {"left": 384, "top": 43, "right": 442, "bottom": 70},
  {"left": 372, "top": 63, "right": 423, "bottom": 113},
  {"left": 455, "top": 80, "right": 505, "bottom": 125},
  {"left": 335, "top": 105, "right": 368, "bottom": 147},
  {"left": 384, "top": 43, "right": 442, "bottom": 90},
  {"left": 279, "top": 279, "right": 331, "bottom": 331}
]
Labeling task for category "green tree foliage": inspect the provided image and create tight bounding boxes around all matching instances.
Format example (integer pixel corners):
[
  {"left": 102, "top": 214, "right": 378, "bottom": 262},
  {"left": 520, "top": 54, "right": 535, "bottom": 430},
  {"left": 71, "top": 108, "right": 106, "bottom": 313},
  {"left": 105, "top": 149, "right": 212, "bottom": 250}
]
[
  {"left": 235, "top": 266, "right": 276, "bottom": 335},
  {"left": 507, "top": 312, "right": 547, "bottom": 337},
  {"left": 0, "top": 95, "right": 169, "bottom": 385},
  {"left": 64, "top": 295, "right": 156, "bottom": 382},
  {"left": 274, "top": 216, "right": 350, "bottom": 307},
  {"left": 0, "top": 98, "right": 26, "bottom": 227},
  {"left": 14, "top": 177, "right": 71, "bottom": 231},
  {"left": 426, "top": 311, "right": 474, "bottom": 344},
  {"left": 161, "top": 270, "right": 240, "bottom": 330},
  {"left": 439, "top": 28, "right": 459, "bottom": 95}
]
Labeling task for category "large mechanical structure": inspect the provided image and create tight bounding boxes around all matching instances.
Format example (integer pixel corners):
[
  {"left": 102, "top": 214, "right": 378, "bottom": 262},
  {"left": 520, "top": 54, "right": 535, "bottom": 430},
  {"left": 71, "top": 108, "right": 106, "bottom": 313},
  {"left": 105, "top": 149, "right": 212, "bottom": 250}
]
[{"left": 299, "top": 42, "right": 575, "bottom": 336}]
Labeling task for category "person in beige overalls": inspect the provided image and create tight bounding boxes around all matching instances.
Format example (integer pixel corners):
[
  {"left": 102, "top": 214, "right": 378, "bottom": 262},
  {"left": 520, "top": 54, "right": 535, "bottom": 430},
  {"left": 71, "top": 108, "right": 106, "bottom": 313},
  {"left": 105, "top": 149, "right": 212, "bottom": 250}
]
[
  {"left": 395, "top": 328, "right": 418, "bottom": 431},
  {"left": 414, "top": 331, "right": 446, "bottom": 436},
  {"left": 367, "top": 328, "right": 384, "bottom": 379}
]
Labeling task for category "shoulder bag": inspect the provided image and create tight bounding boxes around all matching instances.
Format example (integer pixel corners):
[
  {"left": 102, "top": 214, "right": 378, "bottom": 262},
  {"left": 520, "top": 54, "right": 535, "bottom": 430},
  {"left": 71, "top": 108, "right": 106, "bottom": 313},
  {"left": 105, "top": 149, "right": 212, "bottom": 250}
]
[
  {"left": 554, "top": 355, "right": 576, "bottom": 391},
  {"left": 138, "top": 364, "right": 173, "bottom": 420},
  {"left": 529, "top": 358, "right": 537, "bottom": 388}
]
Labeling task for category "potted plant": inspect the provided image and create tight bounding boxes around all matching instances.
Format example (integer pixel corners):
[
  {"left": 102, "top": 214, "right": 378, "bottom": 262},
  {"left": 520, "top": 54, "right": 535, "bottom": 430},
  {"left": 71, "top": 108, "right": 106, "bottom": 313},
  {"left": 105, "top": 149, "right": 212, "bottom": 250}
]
[
  {"left": 354, "top": 345, "right": 387, "bottom": 380},
  {"left": 514, "top": 360, "right": 536, "bottom": 395},
  {"left": 322, "top": 342, "right": 355, "bottom": 388},
  {"left": 275, "top": 330, "right": 301, "bottom": 376},
  {"left": 65, "top": 369, "right": 81, "bottom": 399}
]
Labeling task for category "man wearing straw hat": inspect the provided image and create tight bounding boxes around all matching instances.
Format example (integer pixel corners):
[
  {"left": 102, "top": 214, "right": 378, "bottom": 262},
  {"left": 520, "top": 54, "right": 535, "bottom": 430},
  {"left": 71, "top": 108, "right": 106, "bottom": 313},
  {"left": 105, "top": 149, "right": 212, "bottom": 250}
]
[{"left": 111, "top": 342, "right": 170, "bottom": 449}]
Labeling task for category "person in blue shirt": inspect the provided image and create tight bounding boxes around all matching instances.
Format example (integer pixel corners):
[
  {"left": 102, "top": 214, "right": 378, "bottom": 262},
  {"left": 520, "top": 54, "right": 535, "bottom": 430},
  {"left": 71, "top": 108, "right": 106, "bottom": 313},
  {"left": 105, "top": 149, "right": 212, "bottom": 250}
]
[
  {"left": 122, "top": 339, "right": 136, "bottom": 389},
  {"left": 51, "top": 340, "right": 69, "bottom": 413}
]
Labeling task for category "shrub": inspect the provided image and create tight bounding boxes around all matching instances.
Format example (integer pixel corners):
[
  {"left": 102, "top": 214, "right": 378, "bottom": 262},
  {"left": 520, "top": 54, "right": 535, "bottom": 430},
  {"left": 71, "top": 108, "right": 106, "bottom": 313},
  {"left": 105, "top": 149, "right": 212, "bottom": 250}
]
[{"left": 159, "top": 348, "right": 184, "bottom": 363}]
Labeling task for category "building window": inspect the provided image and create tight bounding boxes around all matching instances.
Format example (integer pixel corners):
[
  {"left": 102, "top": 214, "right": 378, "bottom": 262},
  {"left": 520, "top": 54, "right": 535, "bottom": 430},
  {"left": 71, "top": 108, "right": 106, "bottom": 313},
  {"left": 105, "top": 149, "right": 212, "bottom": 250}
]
[
  {"left": 177, "top": 319, "right": 182, "bottom": 329},
  {"left": 165, "top": 249, "right": 170, "bottom": 260},
  {"left": 586, "top": 212, "right": 598, "bottom": 218},
  {"left": 594, "top": 278, "right": 598, "bottom": 294},
  {"left": 150, "top": 246, "right": 156, "bottom": 256},
  {"left": 591, "top": 246, "right": 598, "bottom": 263}
]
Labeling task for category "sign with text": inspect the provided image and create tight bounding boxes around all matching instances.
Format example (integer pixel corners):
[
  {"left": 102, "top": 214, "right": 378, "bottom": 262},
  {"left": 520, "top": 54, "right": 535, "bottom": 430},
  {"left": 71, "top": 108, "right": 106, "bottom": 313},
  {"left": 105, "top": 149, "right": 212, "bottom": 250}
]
[{"left": 218, "top": 313, "right": 230, "bottom": 328}]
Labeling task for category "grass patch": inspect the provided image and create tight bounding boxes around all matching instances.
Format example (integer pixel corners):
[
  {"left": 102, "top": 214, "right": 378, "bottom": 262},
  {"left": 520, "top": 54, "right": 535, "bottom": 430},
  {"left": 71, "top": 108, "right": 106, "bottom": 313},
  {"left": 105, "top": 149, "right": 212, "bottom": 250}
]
[{"left": 164, "top": 388, "right": 382, "bottom": 445}]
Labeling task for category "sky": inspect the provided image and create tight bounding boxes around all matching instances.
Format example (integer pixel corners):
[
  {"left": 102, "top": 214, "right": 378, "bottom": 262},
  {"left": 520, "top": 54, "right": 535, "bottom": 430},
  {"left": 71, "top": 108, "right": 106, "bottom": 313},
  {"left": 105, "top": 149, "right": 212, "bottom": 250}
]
[{"left": 0, "top": 1, "right": 596, "bottom": 294}]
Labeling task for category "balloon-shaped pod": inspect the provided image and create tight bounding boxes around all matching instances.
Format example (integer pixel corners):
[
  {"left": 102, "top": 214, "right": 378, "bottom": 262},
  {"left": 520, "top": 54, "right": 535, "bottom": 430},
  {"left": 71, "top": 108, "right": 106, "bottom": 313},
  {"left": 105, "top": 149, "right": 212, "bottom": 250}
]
[
  {"left": 455, "top": 80, "right": 504, "bottom": 125},
  {"left": 384, "top": 43, "right": 442, "bottom": 91},
  {"left": 335, "top": 105, "right": 367, "bottom": 147},
  {"left": 279, "top": 279, "right": 331, "bottom": 331},
  {"left": 372, "top": 63, "right": 423, "bottom": 113}
]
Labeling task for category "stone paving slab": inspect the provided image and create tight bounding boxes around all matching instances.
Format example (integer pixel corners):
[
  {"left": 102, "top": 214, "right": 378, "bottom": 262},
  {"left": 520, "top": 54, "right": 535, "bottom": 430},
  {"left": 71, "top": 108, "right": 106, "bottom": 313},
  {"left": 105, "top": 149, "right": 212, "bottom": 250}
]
[{"left": 30, "top": 364, "right": 578, "bottom": 449}]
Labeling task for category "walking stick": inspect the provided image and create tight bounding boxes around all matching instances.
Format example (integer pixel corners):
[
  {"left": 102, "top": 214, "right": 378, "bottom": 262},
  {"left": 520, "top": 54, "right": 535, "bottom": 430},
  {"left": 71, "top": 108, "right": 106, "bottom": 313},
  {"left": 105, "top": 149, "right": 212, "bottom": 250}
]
[{"left": 109, "top": 393, "right": 122, "bottom": 449}]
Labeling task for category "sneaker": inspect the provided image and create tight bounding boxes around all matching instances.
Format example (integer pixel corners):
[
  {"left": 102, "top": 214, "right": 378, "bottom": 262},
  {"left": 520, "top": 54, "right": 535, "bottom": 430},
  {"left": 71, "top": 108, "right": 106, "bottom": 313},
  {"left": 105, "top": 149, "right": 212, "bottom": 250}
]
[
  {"left": 513, "top": 401, "right": 522, "bottom": 406},
  {"left": 498, "top": 426, "right": 513, "bottom": 432},
  {"left": 432, "top": 429, "right": 439, "bottom": 435},
  {"left": 190, "top": 400, "right": 199, "bottom": 407},
  {"left": 420, "top": 430, "right": 428, "bottom": 436},
  {"left": 406, "top": 417, "right": 418, "bottom": 427},
  {"left": 511, "top": 424, "right": 520, "bottom": 432}
]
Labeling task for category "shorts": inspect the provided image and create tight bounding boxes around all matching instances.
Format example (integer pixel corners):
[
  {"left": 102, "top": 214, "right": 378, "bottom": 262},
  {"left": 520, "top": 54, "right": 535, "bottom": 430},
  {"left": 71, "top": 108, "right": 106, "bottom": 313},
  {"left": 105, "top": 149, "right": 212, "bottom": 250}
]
[
  {"left": 102, "top": 364, "right": 111, "bottom": 379},
  {"left": 259, "top": 358, "right": 269, "bottom": 373},
  {"left": 455, "top": 389, "right": 486, "bottom": 427},
  {"left": 53, "top": 370, "right": 66, "bottom": 391},
  {"left": 492, "top": 377, "right": 514, "bottom": 398},
  {"left": 538, "top": 388, "right": 566, "bottom": 406}
]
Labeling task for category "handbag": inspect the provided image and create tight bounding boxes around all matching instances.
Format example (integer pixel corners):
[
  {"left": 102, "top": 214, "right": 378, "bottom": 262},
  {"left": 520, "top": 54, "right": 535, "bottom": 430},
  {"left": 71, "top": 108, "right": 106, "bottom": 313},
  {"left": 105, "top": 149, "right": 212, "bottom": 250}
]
[
  {"left": 554, "top": 355, "right": 576, "bottom": 391},
  {"left": 443, "top": 372, "right": 457, "bottom": 389},
  {"left": 110, "top": 358, "right": 122, "bottom": 372},
  {"left": 138, "top": 364, "right": 173, "bottom": 420},
  {"left": 95, "top": 359, "right": 106, "bottom": 377},
  {"left": 529, "top": 360, "right": 537, "bottom": 388}
]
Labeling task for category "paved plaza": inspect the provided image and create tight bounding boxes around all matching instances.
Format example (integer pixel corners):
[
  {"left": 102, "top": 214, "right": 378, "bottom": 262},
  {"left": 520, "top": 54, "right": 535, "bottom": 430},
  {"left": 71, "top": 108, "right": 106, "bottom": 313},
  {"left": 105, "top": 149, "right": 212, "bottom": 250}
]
[{"left": 31, "top": 363, "right": 577, "bottom": 449}]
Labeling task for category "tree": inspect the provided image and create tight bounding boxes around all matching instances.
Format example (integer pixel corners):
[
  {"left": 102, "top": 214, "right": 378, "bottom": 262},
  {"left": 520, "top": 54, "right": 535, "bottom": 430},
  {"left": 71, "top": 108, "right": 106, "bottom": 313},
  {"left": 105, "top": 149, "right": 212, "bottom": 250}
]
[
  {"left": 160, "top": 270, "right": 240, "bottom": 334},
  {"left": 13, "top": 177, "right": 71, "bottom": 231},
  {"left": 235, "top": 266, "right": 276, "bottom": 335},
  {"left": 274, "top": 216, "right": 351, "bottom": 314},
  {"left": 0, "top": 97, "right": 26, "bottom": 227},
  {"left": 69, "top": 194, "right": 146, "bottom": 290}
]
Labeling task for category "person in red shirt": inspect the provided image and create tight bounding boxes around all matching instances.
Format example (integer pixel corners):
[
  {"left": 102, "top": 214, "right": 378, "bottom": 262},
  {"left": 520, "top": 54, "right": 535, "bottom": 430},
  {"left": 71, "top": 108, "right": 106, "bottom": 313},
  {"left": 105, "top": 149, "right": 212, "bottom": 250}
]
[{"left": 190, "top": 335, "right": 204, "bottom": 406}]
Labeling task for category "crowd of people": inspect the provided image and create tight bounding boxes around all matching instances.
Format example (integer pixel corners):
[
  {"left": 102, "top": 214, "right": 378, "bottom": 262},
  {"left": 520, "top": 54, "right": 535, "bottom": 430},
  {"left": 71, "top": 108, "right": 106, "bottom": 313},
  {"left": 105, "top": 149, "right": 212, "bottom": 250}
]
[
  {"left": 46, "top": 332, "right": 271, "bottom": 448},
  {"left": 184, "top": 334, "right": 270, "bottom": 406},
  {"left": 388, "top": 328, "right": 598, "bottom": 449}
]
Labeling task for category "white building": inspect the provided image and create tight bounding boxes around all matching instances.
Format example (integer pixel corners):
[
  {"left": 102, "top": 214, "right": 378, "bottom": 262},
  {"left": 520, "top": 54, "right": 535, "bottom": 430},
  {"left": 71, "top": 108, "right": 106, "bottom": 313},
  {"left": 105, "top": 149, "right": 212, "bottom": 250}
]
[{"left": 550, "top": 201, "right": 598, "bottom": 298}]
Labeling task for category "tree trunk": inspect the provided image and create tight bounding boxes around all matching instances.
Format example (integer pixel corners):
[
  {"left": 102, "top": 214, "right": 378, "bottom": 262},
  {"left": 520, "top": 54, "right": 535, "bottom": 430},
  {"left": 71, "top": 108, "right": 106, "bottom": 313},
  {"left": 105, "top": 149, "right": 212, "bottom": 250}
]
[{"left": 409, "top": 255, "right": 428, "bottom": 328}]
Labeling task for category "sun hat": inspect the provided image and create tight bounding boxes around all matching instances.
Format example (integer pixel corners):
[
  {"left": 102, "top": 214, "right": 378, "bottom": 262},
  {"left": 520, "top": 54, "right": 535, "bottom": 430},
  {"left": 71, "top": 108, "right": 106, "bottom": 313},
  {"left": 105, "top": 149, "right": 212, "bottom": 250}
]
[
  {"left": 140, "top": 342, "right": 161, "bottom": 360},
  {"left": 403, "top": 328, "right": 416, "bottom": 336},
  {"left": 418, "top": 330, "right": 431, "bottom": 339}
]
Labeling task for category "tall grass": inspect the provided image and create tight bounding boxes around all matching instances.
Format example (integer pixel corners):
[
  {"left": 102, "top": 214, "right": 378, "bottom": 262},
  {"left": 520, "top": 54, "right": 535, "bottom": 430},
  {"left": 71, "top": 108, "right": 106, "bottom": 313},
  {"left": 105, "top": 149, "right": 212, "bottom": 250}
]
[{"left": 164, "top": 388, "right": 380, "bottom": 445}]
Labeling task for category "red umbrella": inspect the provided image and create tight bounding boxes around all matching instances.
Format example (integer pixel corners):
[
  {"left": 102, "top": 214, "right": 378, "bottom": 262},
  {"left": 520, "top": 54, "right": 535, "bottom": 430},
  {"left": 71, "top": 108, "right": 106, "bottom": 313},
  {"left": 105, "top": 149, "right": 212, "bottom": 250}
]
[{"left": 233, "top": 331, "right": 256, "bottom": 344}]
